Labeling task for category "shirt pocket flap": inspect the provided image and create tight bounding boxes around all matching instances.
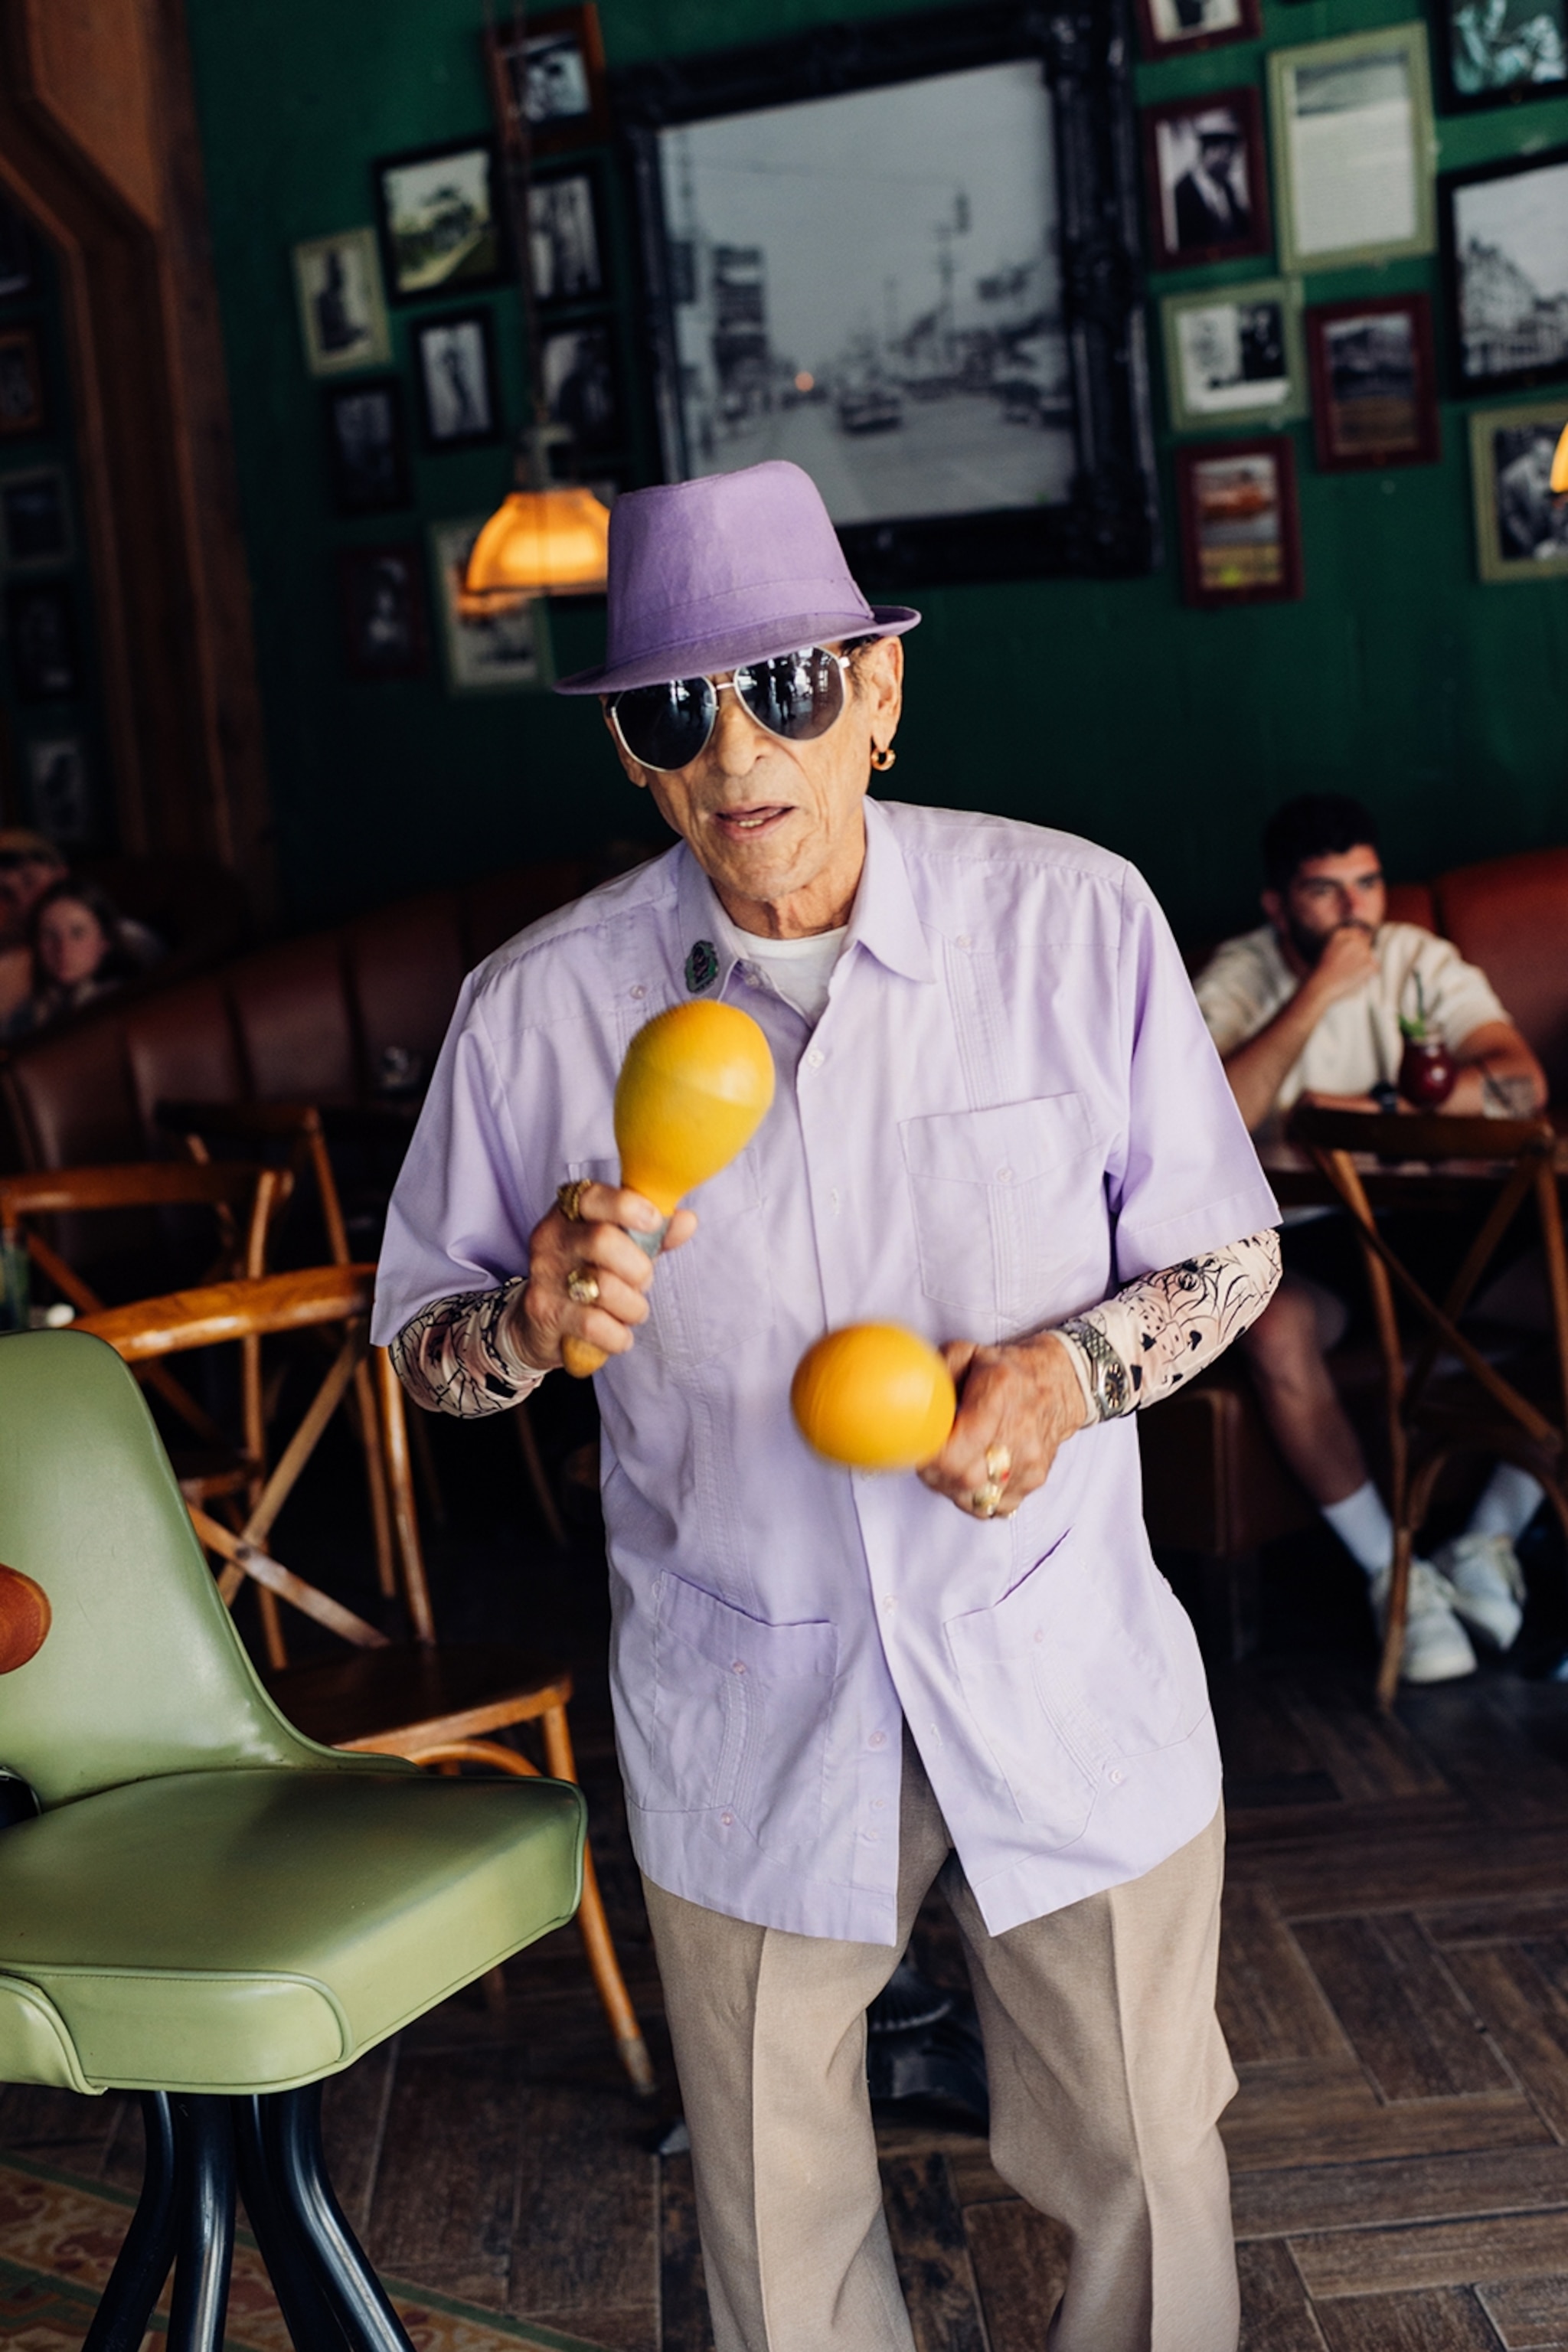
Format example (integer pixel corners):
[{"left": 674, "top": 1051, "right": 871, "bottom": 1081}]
[
  {"left": 658, "top": 1572, "right": 838, "bottom": 1682},
  {"left": 900, "top": 1095, "right": 1096, "bottom": 1185}
]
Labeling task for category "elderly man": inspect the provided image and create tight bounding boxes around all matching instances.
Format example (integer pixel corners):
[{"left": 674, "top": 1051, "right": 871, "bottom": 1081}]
[
  {"left": 1198, "top": 792, "right": 1548, "bottom": 1684},
  {"left": 374, "top": 461, "right": 1280, "bottom": 2352}
]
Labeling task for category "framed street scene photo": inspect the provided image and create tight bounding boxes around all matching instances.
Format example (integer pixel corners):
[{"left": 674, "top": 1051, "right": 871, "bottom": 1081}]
[
  {"left": 1269, "top": 26, "right": 1436, "bottom": 273},
  {"left": 485, "top": 5, "right": 612, "bottom": 157},
  {"left": 1142, "top": 90, "right": 1270, "bottom": 271},
  {"left": 616, "top": 0, "right": 1159, "bottom": 586},
  {"left": 336, "top": 546, "right": 428, "bottom": 681},
  {"left": 375, "top": 142, "right": 506, "bottom": 302},
  {"left": 0, "top": 468, "right": 70, "bottom": 570},
  {"left": 1435, "top": 0, "right": 1566, "bottom": 109},
  {"left": 0, "top": 328, "right": 44, "bottom": 438},
  {"left": 322, "top": 380, "right": 412, "bottom": 515},
  {"left": 540, "top": 322, "right": 622, "bottom": 456},
  {"left": 1161, "top": 279, "right": 1305, "bottom": 433},
  {"left": 1305, "top": 293, "right": 1439, "bottom": 469},
  {"left": 1135, "top": 0, "right": 1260, "bottom": 64},
  {"left": 5, "top": 583, "right": 79, "bottom": 702},
  {"left": 26, "top": 737, "right": 91, "bottom": 844},
  {"left": 292, "top": 228, "right": 391, "bottom": 377},
  {"left": 413, "top": 310, "right": 502, "bottom": 449},
  {"left": 1176, "top": 436, "right": 1303, "bottom": 606},
  {"left": 430, "top": 516, "right": 554, "bottom": 694},
  {"left": 530, "top": 166, "right": 606, "bottom": 309},
  {"left": 1469, "top": 398, "right": 1568, "bottom": 578},
  {"left": 1440, "top": 146, "right": 1568, "bottom": 394},
  {"left": 0, "top": 203, "right": 33, "bottom": 302}
]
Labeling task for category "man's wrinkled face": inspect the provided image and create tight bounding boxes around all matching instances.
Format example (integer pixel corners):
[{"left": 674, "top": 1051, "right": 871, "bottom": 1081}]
[{"left": 1263, "top": 844, "right": 1387, "bottom": 967}]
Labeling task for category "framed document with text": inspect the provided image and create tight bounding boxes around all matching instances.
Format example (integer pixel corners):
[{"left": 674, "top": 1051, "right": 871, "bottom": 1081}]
[{"left": 1268, "top": 24, "right": 1436, "bottom": 273}]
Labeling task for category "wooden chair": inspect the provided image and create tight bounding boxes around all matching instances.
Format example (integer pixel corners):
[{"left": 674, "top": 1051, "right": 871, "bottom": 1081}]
[
  {"left": 1291, "top": 1106, "right": 1568, "bottom": 1708},
  {"left": 74, "top": 1266, "right": 655, "bottom": 2096}
]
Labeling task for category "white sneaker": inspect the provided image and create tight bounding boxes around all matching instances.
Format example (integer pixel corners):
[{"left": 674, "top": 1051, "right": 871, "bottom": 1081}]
[
  {"left": 1369, "top": 1558, "right": 1478, "bottom": 1684},
  {"left": 1432, "top": 1530, "right": 1525, "bottom": 1652}
]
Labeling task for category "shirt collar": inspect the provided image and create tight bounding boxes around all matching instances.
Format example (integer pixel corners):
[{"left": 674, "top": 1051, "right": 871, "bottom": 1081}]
[{"left": 670, "top": 797, "right": 936, "bottom": 1003}]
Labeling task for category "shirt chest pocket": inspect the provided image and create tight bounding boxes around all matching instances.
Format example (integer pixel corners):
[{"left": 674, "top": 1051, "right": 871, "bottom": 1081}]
[
  {"left": 567, "top": 1149, "right": 773, "bottom": 1371},
  {"left": 899, "top": 1095, "right": 1105, "bottom": 1338}
]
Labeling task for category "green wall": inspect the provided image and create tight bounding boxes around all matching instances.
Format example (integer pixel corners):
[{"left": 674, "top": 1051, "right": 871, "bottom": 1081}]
[{"left": 185, "top": 0, "right": 1568, "bottom": 942}]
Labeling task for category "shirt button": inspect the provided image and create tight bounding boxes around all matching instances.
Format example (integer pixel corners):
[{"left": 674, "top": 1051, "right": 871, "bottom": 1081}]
[
  {"left": 956, "top": 933, "right": 971, "bottom": 950},
  {"left": 868, "top": 1730, "right": 887, "bottom": 1749},
  {"left": 630, "top": 984, "right": 646, "bottom": 1001},
  {"left": 871, "top": 1798, "right": 887, "bottom": 1811},
  {"left": 997, "top": 1167, "right": 1014, "bottom": 1184},
  {"left": 1108, "top": 1769, "right": 1125, "bottom": 1786},
  {"left": 806, "top": 1047, "right": 825, "bottom": 1069},
  {"left": 721, "top": 1811, "right": 734, "bottom": 1825},
  {"left": 731, "top": 1660, "right": 746, "bottom": 1674},
  {"left": 883, "top": 1596, "right": 897, "bottom": 1612}
]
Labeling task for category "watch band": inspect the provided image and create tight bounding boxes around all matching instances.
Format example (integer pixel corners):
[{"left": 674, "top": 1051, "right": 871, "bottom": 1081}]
[{"left": 1056, "top": 1317, "right": 1132, "bottom": 1423}]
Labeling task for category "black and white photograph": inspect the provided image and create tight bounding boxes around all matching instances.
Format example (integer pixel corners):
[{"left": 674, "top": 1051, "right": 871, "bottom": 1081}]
[
  {"left": 1142, "top": 90, "right": 1269, "bottom": 270},
  {"left": 5, "top": 583, "right": 78, "bottom": 701},
  {"left": 375, "top": 142, "right": 505, "bottom": 302},
  {"left": 0, "top": 201, "right": 33, "bottom": 302},
  {"left": 1135, "top": 0, "right": 1260, "bottom": 62},
  {"left": 540, "top": 323, "right": 621, "bottom": 456},
  {"left": 1439, "top": 0, "right": 1566, "bottom": 109},
  {"left": 430, "top": 515, "right": 552, "bottom": 694},
  {"left": 1306, "top": 294, "right": 1439, "bottom": 468},
  {"left": 0, "top": 468, "right": 70, "bottom": 569},
  {"left": 529, "top": 169, "right": 604, "bottom": 308},
  {"left": 485, "top": 5, "right": 611, "bottom": 155},
  {"left": 336, "top": 545, "right": 428, "bottom": 680},
  {"left": 1442, "top": 146, "right": 1568, "bottom": 393},
  {"left": 25, "top": 736, "right": 90, "bottom": 844},
  {"left": 1161, "top": 279, "right": 1304, "bottom": 431},
  {"left": 1269, "top": 28, "right": 1436, "bottom": 272},
  {"left": 1470, "top": 399, "right": 1568, "bottom": 578},
  {"left": 0, "top": 328, "right": 44, "bottom": 438},
  {"left": 322, "top": 380, "right": 412, "bottom": 515},
  {"left": 413, "top": 311, "right": 501, "bottom": 449},
  {"left": 291, "top": 227, "right": 391, "bottom": 377}
]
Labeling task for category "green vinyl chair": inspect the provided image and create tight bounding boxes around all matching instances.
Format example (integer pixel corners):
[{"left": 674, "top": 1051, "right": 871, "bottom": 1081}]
[{"left": 0, "top": 1327, "right": 586, "bottom": 2352}]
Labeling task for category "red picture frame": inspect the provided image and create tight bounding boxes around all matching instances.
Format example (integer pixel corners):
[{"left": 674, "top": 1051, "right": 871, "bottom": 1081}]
[
  {"left": 1305, "top": 294, "right": 1441, "bottom": 472},
  {"left": 1141, "top": 87, "right": 1271, "bottom": 273},
  {"left": 1134, "top": 0, "right": 1260, "bottom": 64},
  {"left": 1175, "top": 436, "right": 1303, "bottom": 608}
]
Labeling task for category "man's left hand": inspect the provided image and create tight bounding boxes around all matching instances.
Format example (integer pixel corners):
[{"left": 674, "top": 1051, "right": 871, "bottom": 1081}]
[{"left": 919, "top": 1333, "right": 1092, "bottom": 1520}]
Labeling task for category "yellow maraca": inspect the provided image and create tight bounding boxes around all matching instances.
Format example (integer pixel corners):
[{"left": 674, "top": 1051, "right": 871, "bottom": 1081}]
[
  {"left": 562, "top": 1000, "right": 775, "bottom": 1377},
  {"left": 791, "top": 1323, "right": 957, "bottom": 1471}
]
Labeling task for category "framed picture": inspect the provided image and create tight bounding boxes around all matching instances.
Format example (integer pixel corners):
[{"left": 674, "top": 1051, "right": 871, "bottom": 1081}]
[
  {"left": 322, "top": 380, "right": 412, "bottom": 514},
  {"left": 1161, "top": 279, "right": 1305, "bottom": 433},
  {"left": 529, "top": 165, "right": 606, "bottom": 309},
  {"left": 1268, "top": 26, "right": 1437, "bottom": 274},
  {"left": 1440, "top": 145, "right": 1568, "bottom": 395},
  {"left": 1135, "top": 0, "right": 1260, "bottom": 62},
  {"left": 0, "top": 467, "right": 71, "bottom": 569},
  {"left": 0, "top": 328, "right": 44, "bottom": 438},
  {"left": 485, "top": 5, "right": 612, "bottom": 156},
  {"left": 540, "top": 321, "right": 622, "bottom": 456},
  {"left": 413, "top": 310, "right": 503, "bottom": 449},
  {"left": 25, "top": 737, "right": 91, "bottom": 844},
  {"left": 336, "top": 546, "right": 427, "bottom": 680},
  {"left": 1469, "top": 398, "right": 1568, "bottom": 579},
  {"left": 617, "top": 0, "right": 1158, "bottom": 586},
  {"left": 5, "top": 583, "right": 78, "bottom": 701},
  {"left": 375, "top": 141, "right": 506, "bottom": 303},
  {"left": 0, "top": 202, "right": 33, "bottom": 302},
  {"left": 430, "top": 516, "right": 554, "bottom": 694},
  {"left": 1142, "top": 89, "right": 1270, "bottom": 272},
  {"left": 1175, "top": 437, "right": 1303, "bottom": 606},
  {"left": 1434, "top": 0, "right": 1566, "bottom": 109},
  {"left": 291, "top": 228, "right": 391, "bottom": 377},
  {"left": 1305, "top": 293, "right": 1439, "bottom": 469}
]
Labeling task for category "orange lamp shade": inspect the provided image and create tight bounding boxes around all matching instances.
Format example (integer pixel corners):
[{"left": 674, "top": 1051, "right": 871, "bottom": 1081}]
[
  {"left": 462, "top": 485, "right": 610, "bottom": 603},
  {"left": 791, "top": 1324, "right": 957, "bottom": 1472},
  {"left": 614, "top": 1001, "right": 776, "bottom": 1217},
  {"left": 1553, "top": 421, "right": 1568, "bottom": 495}
]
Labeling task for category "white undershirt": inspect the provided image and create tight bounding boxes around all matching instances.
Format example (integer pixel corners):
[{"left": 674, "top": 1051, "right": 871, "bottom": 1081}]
[{"left": 733, "top": 925, "right": 848, "bottom": 1026}]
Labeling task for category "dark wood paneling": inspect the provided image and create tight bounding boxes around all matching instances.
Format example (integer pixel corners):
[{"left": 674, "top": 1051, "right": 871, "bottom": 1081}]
[
  {"left": 880, "top": 2153, "right": 988, "bottom": 2352},
  {"left": 1290, "top": 1916, "right": 1512, "bottom": 2102},
  {"left": 1314, "top": 2288, "right": 1503, "bottom": 2350},
  {"left": 962, "top": 2196, "right": 1070, "bottom": 2352}
]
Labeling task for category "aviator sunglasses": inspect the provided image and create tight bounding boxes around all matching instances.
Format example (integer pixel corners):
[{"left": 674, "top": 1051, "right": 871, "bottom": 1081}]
[{"left": 608, "top": 645, "right": 855, "bottom": 773}]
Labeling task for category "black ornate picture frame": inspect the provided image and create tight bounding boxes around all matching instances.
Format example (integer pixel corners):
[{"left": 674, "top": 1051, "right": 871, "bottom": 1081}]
[{"left": 611, "top": 0, "right": 1158, "bottom": 586}]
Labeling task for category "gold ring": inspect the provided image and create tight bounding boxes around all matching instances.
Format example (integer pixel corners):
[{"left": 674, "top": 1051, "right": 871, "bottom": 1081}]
[
  {"left": 557, "top": 1179, "right": 590, "bottom": 1223},
  {"left": 985, "top": 1445, "right": 1011, "bottom": 1485},
  {"left": 972, "top": 1481, "right": 1004, "bottom": 1518},
  {"left": 566, "top": 1267, "right": 600, "bottom": 1307}
]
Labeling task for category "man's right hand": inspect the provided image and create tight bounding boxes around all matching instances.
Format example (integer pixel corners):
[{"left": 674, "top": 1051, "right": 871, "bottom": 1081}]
[
  {"left": 507, "top": 1184, "right": 697, "bottom": 1372},
  {"left": 1302, "top": 921, "right": 1379, "bottom": 1008}
]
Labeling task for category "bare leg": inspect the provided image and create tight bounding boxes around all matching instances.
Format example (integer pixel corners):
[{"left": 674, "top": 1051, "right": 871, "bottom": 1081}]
[{"left": 1239, "top": 1276, "right": 1365, "bottom": 1508}]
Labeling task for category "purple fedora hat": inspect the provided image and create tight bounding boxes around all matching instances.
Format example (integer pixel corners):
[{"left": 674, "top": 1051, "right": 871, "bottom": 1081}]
[{"left": 554, "top": 460, "right": 919, "bottom": 696}]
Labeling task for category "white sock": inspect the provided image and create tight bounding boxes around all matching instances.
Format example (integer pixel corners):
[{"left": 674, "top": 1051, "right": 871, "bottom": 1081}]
[
  {"left": 1321, "top": 1481, "right": 1394, "bottom": 1578},
  {"left": 1467, "top": 1463, "right": 1545, "bottom": 1544}
]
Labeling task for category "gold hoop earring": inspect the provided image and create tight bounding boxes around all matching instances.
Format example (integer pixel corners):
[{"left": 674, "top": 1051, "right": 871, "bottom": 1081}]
[{"left": 870, "top": 745, "right": 897, "bottom": 773}]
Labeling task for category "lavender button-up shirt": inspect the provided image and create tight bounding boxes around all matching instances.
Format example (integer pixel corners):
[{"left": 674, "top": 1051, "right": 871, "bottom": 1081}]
[{"left": 373, "top": 802, "right": 1279, "bottom": 1941}]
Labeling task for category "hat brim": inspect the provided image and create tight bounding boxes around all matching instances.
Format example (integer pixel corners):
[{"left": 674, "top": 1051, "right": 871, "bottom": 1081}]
[{"left": 554, "top": 605, "right": 920, "bottom": 696}]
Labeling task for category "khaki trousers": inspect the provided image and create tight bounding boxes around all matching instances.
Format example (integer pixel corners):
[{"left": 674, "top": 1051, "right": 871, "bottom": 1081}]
[{"left": 643, "top": 1731, "right": 1238, "bottom": 2352}]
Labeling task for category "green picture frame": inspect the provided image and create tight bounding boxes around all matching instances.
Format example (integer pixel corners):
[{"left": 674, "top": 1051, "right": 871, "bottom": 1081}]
[
  {"left": 1267, "top": 23, "right": 1437, "bottom": 275},
  {"left": 1161, "top": 276, "right": 1306, "bottom": 434},
  {"left": 1468, "top": 397, "right": 1568, "bottom": 582}
]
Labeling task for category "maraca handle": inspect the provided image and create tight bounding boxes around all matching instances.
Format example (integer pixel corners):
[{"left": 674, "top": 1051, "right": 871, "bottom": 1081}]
[{"left": 563, "top": 1336, "right": 607, "bottom": 1379}]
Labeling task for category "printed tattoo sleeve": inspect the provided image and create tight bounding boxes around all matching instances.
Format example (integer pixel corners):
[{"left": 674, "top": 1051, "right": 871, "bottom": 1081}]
[
  {"left": 389, "top": 1279, "right": 546, "bottom": 1417},
  {"left": 1055, "top": 1229, "right": 1281, "bottom": 1422}
]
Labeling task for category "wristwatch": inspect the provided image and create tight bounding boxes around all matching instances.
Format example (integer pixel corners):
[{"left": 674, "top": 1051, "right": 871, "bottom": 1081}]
[{"left": 1370, "top": 1081, "right": 1400, "bottom": 1113}]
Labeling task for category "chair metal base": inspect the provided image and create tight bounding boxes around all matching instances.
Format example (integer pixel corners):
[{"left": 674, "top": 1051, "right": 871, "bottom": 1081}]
[{"left": 83, "top": 2082, "right": 414, "bottom": 2352}]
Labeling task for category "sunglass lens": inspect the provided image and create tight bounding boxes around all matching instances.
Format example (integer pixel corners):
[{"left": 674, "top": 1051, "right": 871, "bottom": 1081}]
[
  {"left": 735, "top": 648, "right": 844, "bottom": 743},
  {"left": 612, "top": 678, "right": 716, "bottom": 770}
]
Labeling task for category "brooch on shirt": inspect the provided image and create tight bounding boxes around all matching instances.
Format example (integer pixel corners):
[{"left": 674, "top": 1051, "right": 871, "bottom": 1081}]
[{"left": 684, "top": 939, "right": 718, "bottom": 993}]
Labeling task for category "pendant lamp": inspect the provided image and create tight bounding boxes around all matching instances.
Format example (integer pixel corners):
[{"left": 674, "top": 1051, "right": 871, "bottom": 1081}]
[{"left": 1553, "top": 420, "right": 1568, "bottom": 497}]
